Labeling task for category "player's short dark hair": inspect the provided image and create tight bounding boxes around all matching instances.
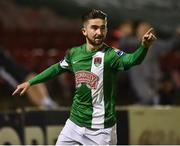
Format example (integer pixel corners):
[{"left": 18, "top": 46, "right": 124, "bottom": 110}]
[{"left": 82, "top": 9, "right": 107, "bottom": 24}]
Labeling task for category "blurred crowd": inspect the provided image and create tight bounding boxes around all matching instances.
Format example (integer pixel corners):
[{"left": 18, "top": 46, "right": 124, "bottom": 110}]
[
  {"left": 0, "top": 0, "right": 180, "bottom": 111},
  {"left": 110, "top": 20, "right": 180, "bottom": 105},
  {"left": 0, "top": 0, "right": 81, "bottom": 30}
]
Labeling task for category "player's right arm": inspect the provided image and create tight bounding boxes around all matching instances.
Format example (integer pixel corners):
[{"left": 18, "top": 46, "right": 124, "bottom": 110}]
[{"left": 12, "top": 50, "right": 72, "bottom": 96}]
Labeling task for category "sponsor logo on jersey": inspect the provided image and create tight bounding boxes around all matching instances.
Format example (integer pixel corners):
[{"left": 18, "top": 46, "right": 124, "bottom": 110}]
[
  {"left": 60, "top": 59, "right": 69, "bottom": 69},
  {"left": 117, "top": 50, "right": 124, "bottom": 56},
  {"left": 114, "top": 49, "right": 124, "bottom": 57},
  {"left": 60, "top": 59, "right": 64, "bottom": 63},
  {"left": 75, "top": 71, "right": 99, "bottom": 89},
  {"left": 94, "top": 57, "right": 102, "bottom": 67}
]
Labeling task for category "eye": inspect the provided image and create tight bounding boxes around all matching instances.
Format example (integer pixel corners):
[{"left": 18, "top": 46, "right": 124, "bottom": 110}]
[
  {"left": 101, "top": 26, "right": 106, "bottom": 30},
  {"left": 91, "top": 25, "right": 98, "bottom": 30}
]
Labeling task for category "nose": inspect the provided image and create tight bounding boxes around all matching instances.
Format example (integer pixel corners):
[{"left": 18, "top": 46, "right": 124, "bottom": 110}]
[{"left": 96, "top": 28, "right": 103, "bottom": 35}]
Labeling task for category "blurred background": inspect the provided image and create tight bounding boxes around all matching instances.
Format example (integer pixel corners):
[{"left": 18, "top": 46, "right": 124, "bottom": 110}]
[{"left": 0, "top": 0, "right": 180, "bottom": 144}]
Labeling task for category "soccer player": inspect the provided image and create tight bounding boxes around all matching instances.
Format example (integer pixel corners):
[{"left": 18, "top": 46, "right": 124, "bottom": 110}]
[
  {"left": 0, "top": 48, "right": 58, "bottom": 109},
  {"left": 12, "top": 9, "right": 156, "bottom": 145}
]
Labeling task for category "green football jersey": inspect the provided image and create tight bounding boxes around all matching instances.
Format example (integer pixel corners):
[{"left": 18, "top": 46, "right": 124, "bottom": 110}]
[
  {"left": 29, "top": 43, "right": 147, "bottom": 129},
  {"left": 59, "top": 43, "right": 147, "bottom": 128}
]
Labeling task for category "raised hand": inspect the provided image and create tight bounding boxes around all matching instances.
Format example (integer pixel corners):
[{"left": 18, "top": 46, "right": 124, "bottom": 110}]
[
  {"left": 12, "top": 82, "right": 30, "bottom": 96},
  {"left": 142, "top": 28, "right": 157, "bottom": 48}
]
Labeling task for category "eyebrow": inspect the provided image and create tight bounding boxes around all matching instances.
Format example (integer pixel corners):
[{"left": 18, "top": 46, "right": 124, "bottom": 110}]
[{"left": 91, "top": 25, "right": 106, "bottom": 28}]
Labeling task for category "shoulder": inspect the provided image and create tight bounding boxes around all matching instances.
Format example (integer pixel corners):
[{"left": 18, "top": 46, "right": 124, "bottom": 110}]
[
  {"left": 104, "top": 44, "right": 125, "bottom": 57},
  {"left": 70, "top": 44, "right": 84, "bottom": 52},
  {"left": 66, "top": 44, "right": 84, "bottom": 57},
  {"left": 113, "top": 47, "right": 125, "bottom": 57}
]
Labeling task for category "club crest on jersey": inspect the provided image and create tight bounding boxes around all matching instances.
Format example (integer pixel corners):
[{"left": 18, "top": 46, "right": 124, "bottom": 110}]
[
  {"left": 75, "top": 71, "right": 99, "bottom": 89},
  {"left": 94, "top": 57, "right": 102, "bottom": 67}
]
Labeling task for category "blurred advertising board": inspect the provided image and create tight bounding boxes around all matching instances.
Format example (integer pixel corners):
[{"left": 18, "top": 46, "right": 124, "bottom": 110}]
[
  {"left": 0, "top": 108, "right": 127, "bottom": 145},
  {"left": 1, "top": 106, "right": 180, "bottom": 145},
  {"left": 128, "top": 106, "right": 180, "bottom": 145},
  {"left": 0, "top": 109, "right": 69, "bottom": 145}
]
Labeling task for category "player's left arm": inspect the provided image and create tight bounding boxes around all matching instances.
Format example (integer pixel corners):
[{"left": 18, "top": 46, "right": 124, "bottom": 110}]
[{"left": 121, "top": 28, "right": 157, "bottom": 70}]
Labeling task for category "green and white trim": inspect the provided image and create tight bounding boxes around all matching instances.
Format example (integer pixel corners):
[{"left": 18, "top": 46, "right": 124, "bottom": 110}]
[{"left": 91, "top": 51, "right": 105, "bottom": 128}]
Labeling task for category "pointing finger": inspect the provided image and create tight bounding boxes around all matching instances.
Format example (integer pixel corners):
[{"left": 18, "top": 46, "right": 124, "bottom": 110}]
[
  {"left": 148, "top": 33, "right": 157, "bottom": 41},
  {"left": 152, "top": 34, "right": 157, "bottom": 40},
  {"left": 148, "top": 33, "right": 153, "bottom": 40},
  {"left": 12, "top": 88, "right": 21, "bottom": 96},
  {"left": 20, "top": 87, "right": 27, "bottom": 96},
  {"left": 145, "top": 27, "right": 154, "bottom": 35}
]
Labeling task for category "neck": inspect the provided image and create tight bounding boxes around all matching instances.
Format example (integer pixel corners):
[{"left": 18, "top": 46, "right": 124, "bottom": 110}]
[{"left": 86, "top": 41, "right": 103, "bottom": 52}]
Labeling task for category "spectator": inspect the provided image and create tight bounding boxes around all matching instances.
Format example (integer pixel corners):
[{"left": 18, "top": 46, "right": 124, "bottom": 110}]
[
  {"left": 119, "top": 21, "right": 180, "bottom": 105},
  {"left": 0, "top": 47, "right": 58, "bottom": 109}
]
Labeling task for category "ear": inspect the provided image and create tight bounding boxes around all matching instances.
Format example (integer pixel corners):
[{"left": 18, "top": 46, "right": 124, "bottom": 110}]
[{"left": 81, "top": 27, "right": 87, "bottom": 36}]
